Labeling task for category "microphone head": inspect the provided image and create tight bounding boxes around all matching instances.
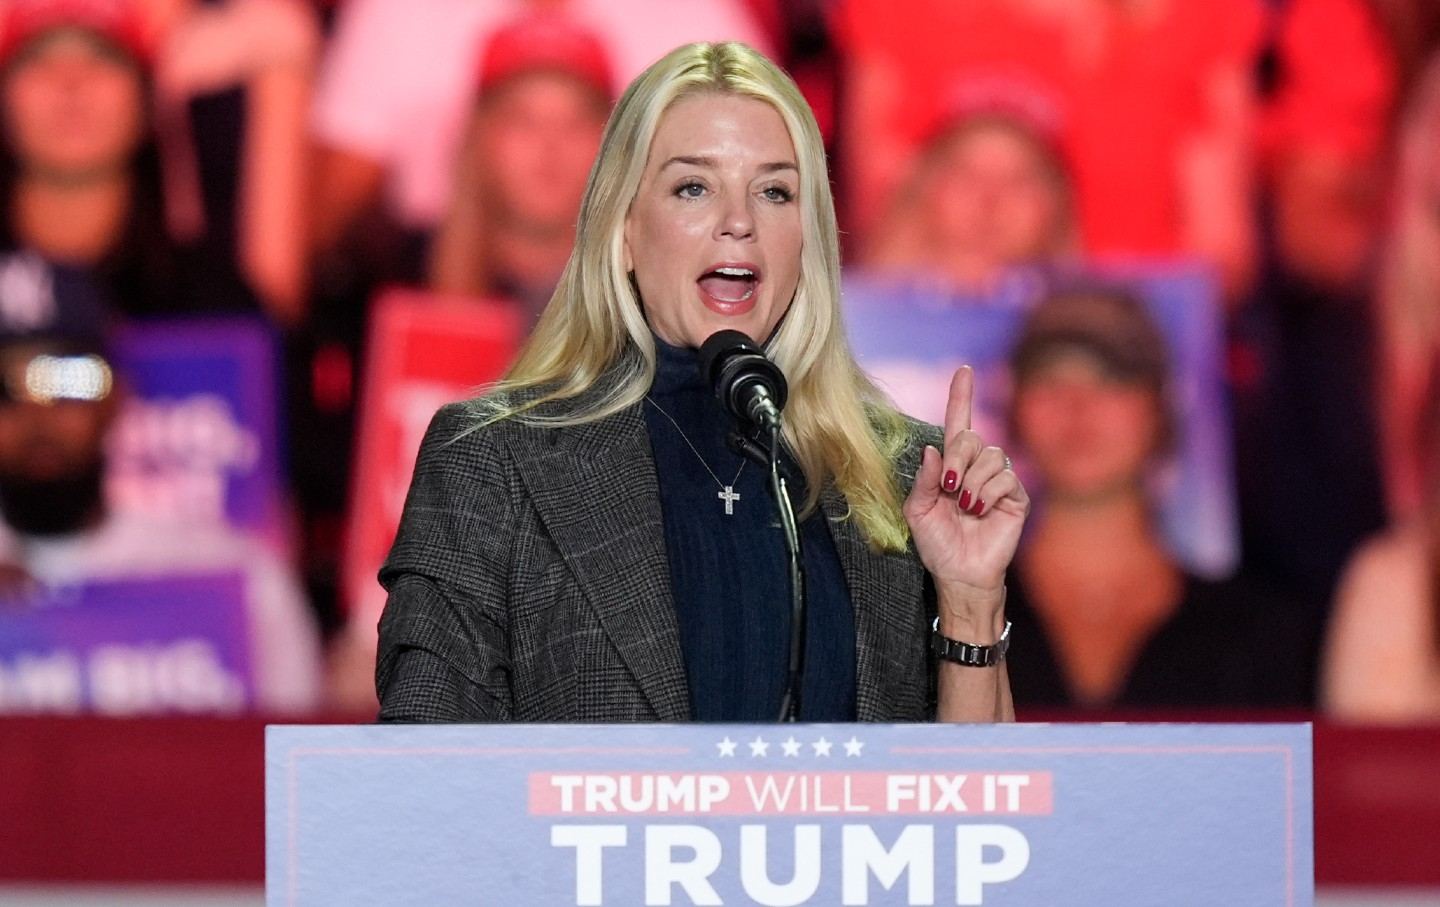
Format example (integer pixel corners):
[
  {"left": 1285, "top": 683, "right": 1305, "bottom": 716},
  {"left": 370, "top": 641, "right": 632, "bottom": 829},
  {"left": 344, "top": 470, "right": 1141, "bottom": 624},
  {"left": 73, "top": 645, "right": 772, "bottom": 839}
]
[
  {"left": 697, "top": 329, "right": 760, "bottom": 387},
  {"left": 697, "top": 329, "right": 788, "bottom": 424}
]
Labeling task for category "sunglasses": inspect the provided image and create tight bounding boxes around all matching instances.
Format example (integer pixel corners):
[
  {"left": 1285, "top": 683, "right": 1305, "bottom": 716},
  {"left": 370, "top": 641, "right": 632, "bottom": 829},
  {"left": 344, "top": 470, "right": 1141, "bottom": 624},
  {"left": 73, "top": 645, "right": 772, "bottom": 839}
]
[{"left": 0, "top": 352, "right": 114, "bottom": 405}]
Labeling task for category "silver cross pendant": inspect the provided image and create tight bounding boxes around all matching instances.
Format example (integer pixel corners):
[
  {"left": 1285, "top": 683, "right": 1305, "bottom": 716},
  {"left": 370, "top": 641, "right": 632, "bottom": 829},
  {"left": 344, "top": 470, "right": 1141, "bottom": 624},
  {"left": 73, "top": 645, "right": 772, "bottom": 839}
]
[{"left": 718, "top": 486, "right": 741, "bottom": 515}]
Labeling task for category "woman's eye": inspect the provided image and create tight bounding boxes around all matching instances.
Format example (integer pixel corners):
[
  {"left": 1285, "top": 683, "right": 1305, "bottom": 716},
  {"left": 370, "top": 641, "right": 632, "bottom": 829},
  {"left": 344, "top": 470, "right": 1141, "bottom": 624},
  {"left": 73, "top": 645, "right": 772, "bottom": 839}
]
[
  {"left": 761, "top": 186, "right": 794, "bottom": 203},
  {"left": 676, "top": 181, "right": 706, "bottom": 199}
]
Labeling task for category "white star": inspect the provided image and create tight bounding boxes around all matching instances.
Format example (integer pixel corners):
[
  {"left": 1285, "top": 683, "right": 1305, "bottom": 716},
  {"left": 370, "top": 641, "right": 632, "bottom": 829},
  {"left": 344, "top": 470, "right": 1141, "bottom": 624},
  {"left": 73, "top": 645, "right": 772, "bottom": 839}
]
[
  {"left": 843, "top": 736, "right": 865, "bottom": 757},
  {"left": 748, "top": 736, "right": 770, "bottom": 757},
  {"left": 781, "top": 736, "right": 802, "bottom": 757},
  {"left": 717, "top": 737, "right": 737, "bottom": 757},
  {"left": 811, "top": 737, "right": 833, "bottom": 757}
]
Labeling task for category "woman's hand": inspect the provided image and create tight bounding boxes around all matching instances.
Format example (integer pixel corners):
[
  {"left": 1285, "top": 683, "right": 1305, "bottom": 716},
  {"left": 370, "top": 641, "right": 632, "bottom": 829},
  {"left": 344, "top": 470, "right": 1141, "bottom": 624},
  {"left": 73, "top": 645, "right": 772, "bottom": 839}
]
[{"left": 903, "top": 366, "right": 1029, "bottom": 632}]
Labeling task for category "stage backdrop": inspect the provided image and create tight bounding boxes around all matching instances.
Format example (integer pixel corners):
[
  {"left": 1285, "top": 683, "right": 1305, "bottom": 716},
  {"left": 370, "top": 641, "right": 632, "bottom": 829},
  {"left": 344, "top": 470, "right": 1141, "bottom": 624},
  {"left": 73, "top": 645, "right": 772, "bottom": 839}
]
[{"left": 843, "top": 262, "right": 1237, "bottom": 577}]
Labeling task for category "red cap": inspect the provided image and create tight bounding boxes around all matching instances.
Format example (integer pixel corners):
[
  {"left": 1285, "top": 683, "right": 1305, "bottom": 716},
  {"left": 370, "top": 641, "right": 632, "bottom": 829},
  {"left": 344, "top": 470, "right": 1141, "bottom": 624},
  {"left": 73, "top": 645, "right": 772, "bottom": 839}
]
[
  {"left": 925, "top": 73, "right": 1067, "bottom": 148},
  {"left": 476, "top": 11, "right": 614, "bottom": 99},
  {"left": 0, "top": 0, "right": 149, "bottom": 67}
]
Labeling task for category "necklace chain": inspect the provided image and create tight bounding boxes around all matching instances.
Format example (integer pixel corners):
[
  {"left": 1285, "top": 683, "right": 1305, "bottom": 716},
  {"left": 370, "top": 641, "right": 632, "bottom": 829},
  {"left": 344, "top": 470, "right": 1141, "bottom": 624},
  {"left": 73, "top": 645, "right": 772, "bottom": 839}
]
[{"left": 645, "top": 396, "right": 746, "bottom": 513}]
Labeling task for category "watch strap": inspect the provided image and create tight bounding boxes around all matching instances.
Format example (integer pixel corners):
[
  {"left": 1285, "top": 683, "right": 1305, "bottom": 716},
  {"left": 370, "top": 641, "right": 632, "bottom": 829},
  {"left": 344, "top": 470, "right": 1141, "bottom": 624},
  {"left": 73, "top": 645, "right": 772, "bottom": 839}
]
[{"left": 931, "top": 617, "right": 1011, "bottom": 667}]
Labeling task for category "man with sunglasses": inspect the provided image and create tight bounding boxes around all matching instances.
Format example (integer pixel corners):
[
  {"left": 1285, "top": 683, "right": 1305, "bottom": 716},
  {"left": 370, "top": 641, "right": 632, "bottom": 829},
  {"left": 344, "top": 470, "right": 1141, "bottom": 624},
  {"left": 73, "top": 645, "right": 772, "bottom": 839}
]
[{"left": 0, "top": 251, "right": 321, "bottom": 713}]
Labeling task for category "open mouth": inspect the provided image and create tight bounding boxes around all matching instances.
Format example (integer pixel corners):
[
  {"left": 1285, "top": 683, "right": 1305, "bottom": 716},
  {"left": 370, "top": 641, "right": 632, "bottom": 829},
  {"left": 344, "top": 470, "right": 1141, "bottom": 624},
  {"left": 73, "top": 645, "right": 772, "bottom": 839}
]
[{"left": 697, "top": 265, "right": 760, "bottom": 308}]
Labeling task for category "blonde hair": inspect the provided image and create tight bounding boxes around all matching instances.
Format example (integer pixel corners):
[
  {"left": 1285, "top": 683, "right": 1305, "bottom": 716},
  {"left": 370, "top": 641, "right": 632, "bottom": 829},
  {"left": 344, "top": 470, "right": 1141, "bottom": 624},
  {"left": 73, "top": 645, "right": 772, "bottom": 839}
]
[
  {"left": 473, "top": 41, "right": 914, "bottom": 551},
  {"left": 1381, "top": 56, "right": 1440, "bottom": 364},
  {"left": 1378, "top": 55, "right": 1440, "bottom": 517},
  {"left": 428, "top": 106, "right": 505, "bottom": 296},
  {"left": 429, "top": 72, "right": 611, "bottom": 296},
  {"left": 866, "top": 112, "right": 1078, "bottom": 275}
]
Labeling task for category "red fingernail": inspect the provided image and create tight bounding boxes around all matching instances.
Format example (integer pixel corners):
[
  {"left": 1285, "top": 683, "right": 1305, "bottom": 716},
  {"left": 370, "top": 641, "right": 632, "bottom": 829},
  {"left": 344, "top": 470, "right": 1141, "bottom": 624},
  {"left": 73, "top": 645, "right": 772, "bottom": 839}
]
[
  {"left": 958, "top": 489, "right": 972, "bottom": 510},
  {"left": 974, "top": 499, "right": 987, "bottom": 516},
  {"left": 942, "top": 470, "right": 957, "bottom": 493}
]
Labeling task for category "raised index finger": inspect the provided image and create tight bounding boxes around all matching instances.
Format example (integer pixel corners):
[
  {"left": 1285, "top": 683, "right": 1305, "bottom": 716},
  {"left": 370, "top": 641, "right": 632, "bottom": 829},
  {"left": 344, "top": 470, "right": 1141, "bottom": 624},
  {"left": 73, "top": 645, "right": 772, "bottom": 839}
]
[{"left": 944, "top": 365, "right": 974, "bottom": 442}]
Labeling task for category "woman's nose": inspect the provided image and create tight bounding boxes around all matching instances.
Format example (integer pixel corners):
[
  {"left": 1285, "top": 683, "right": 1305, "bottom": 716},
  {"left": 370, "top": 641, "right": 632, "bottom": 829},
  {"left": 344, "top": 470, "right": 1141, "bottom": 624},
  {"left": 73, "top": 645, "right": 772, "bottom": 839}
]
[{"left": 714, "top": 194, "right": 756, "bottom": 241}]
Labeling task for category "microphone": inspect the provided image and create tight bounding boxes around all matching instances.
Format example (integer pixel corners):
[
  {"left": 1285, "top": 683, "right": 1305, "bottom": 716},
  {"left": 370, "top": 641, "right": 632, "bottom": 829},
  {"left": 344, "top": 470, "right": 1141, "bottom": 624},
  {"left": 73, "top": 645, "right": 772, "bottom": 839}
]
[
  {"left": 698, "top": 330, "right": 788, "bottom": 430},
  {"left": 699, "top": 329, "right": 806, "bottom": 722}
]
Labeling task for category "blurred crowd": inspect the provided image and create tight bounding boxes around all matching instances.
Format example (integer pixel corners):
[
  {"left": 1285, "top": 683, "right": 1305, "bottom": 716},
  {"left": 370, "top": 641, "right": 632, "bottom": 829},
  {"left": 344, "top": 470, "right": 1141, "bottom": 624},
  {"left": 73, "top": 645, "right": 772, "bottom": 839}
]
[{"left": 0, "top": 0, "right": 1438, "bottom": 723}]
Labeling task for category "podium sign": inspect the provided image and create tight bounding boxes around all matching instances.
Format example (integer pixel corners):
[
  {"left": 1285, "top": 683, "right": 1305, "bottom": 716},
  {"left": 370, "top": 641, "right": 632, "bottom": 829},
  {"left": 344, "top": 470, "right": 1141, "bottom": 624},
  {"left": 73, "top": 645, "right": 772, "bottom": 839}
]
[{"left": 266, "top": 722, "right": 1311, "bottom": 905}]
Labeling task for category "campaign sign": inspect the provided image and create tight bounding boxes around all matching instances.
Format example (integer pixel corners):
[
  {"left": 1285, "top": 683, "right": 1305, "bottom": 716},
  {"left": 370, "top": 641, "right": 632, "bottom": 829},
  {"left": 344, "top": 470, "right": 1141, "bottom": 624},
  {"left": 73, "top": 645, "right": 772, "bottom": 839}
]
[
  {"left": 843, "top": 263, "right": 1237, "bottom": 577},
  {"left": 106, "top": 318, "right": 285, "bottom": 546},
  {"left": 0, "top": 573, "right": 254, "bottom": 714},
  {"left": 342, "top": 288, "right": 522, "bottom": 627},
  {"left": 267, "top": 722, "right": 1311, "bottom": 905}
]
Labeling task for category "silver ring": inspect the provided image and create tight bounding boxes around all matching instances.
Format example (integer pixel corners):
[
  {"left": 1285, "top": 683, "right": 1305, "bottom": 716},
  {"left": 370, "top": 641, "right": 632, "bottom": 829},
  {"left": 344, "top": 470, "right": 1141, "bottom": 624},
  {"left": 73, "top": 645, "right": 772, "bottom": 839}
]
[{"left": 1002, "top": 454, "right": 1013, "bottom": 471}]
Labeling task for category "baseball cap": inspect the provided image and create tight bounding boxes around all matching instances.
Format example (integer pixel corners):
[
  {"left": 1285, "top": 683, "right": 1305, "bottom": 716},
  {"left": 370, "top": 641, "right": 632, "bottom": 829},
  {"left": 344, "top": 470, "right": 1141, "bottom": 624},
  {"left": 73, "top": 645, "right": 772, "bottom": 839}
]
[
  {"left": 1010, "top": 287, "right": 1170, "bottom": 389},
  {"left": 0, "top": 250, "right": 110, "bottom": 352},
  {"left": 475, "top": 10, "right": 614, "bottom": 99},
  {"left": 0, "top": 250, "right": 116, "bottom": 404},
  {"left": 923, "top": 73, "right": 1068, "bottom": 152},
  {"left": 0, "top": 0, "right": 149, "bottom": 68}
]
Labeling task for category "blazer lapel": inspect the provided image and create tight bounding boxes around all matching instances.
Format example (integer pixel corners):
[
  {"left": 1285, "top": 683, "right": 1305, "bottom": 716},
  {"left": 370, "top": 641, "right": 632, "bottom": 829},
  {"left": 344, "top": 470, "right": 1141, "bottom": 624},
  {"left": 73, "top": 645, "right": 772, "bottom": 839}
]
[
  {"left": 512, "top": 403, "right": 691, "bottom": 721},
  {"left": 821, "top": 486, "right": 928, "bottom": 721}
]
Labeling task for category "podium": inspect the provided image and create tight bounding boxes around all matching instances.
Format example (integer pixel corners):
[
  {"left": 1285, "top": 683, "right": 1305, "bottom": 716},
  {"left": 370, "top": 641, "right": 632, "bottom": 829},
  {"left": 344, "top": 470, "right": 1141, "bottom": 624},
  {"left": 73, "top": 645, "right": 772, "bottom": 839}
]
[{"left": 266, "top": 722, "right": 1312, "bottom": 905}]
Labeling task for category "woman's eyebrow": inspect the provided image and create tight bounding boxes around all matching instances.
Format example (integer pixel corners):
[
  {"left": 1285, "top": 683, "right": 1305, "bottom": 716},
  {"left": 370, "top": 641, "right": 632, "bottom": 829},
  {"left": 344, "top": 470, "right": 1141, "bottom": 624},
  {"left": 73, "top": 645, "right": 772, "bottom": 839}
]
[
  {"left": 658, "top": 156, "right": 798, "bottom": 173},
  {"left": 660, "top": 155, "right": 717, "bottom": 170}
]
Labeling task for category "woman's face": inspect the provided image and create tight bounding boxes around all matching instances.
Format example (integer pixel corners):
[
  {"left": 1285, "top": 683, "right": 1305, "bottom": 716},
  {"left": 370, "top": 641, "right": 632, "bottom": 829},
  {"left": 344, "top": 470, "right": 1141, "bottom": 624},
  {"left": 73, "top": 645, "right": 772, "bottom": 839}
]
[
  {"left": 479, "top": 70, "right": 608, "bottom": 232},
  {"left": 2, "top": 30, "right": 145, "bottom": 179},
  {"left": 923, "top": 121, "right": 1066, "bottom": 279},
  {"left": 1011, "top": 351, "right": 1163, "bottom": 502},
  {"left": 624, "top": 92, "right": 803, "bottom": 349}
]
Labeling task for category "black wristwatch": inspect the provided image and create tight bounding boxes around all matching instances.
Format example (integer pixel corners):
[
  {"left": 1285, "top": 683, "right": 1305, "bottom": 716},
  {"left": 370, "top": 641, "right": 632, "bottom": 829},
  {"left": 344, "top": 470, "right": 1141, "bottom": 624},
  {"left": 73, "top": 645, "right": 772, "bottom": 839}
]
[{"left": 931, "top": 617, "right": 1012, "bottom": 667}]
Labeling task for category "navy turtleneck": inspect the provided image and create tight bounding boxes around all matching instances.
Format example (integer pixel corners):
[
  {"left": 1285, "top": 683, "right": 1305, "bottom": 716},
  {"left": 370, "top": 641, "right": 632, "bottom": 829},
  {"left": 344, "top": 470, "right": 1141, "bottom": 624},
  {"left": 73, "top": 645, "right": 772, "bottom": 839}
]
[{"left": 641, "top": 335, "right": 856, "bottom": 722}]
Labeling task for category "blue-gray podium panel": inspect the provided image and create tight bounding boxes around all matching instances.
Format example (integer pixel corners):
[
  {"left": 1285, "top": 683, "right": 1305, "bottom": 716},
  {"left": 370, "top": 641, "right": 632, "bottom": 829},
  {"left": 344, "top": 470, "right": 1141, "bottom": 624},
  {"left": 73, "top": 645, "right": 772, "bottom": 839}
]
[{"left": 267, "top": 722, "right": 1311, "bottom": 906}]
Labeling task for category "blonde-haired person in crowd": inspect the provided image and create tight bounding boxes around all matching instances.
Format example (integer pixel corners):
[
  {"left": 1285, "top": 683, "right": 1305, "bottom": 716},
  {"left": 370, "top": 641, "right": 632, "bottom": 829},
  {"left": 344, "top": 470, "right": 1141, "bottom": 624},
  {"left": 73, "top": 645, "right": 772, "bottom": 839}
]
[
  {"left": 1324, "top": 369, "right": 1440, "bottom": 722},
  {"left": 836, "top": 0, "right": 1261, "bottom": 300},
  {"left": 863, "top": 84, "right": 1078, "bottom": 288},
  {"left": 309, "top": 0, "right": 773, "bottom": 274},
  {"left": 427, "top": 11, "right": 613, "bottom": 324},
  {"left": 1378, "top": 55, "right": 1440, "bottom": 521},
  {"left": 375, "top": 42, "right": 1029, "bottom": 724}
]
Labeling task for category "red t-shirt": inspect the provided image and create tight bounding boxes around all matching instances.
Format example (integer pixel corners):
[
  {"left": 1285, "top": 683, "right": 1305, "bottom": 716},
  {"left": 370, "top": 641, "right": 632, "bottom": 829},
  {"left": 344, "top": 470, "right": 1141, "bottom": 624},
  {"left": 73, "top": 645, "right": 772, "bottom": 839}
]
[
  {"left": 1261, "top": 0, "right": 1396, "bottom": 163},
  {"left": 835, "top": 0, "right": 1265, "bottom": 255}
]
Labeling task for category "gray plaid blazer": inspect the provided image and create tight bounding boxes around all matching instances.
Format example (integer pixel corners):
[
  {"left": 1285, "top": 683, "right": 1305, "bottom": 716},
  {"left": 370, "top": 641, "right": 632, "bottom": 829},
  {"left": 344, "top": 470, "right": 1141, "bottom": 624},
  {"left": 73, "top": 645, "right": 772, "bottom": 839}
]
[{"left": 376, "top": 385, "right": 941, "bottom": 723}]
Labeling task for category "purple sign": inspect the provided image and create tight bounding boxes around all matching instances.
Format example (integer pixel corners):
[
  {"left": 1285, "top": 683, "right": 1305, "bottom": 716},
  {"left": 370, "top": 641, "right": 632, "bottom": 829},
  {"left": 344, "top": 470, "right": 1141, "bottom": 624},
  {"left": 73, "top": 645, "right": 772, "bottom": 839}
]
[
  {"left": 267, "top": 722, "right": 1312, "bottom": 905},
  {"left": 843, "top": 262, "right": 1238, "bottom": 577},
  {"left": 0, "top": 573, "right": 255, "bottom": 714},
  {"left": 106, "top": 318, "right": 285, "bottom": 548}
]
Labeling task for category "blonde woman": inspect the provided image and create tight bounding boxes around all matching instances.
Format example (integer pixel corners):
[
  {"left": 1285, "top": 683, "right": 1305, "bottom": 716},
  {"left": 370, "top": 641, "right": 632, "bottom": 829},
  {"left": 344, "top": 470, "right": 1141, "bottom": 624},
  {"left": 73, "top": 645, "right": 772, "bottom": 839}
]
[
  {"left": 427, "top": 11, "right": 615, "bottom": 324},
  {"left": 864, "top": 102, "right": 1078, "bottom": 287},
  {"left": 1379, "top": 55, "right": 1440, "bottom": 519},
  {"left": 376, "top": 43, "right": 1028, "bottom": 723},
  {"left": 1322, "top": 368, "right": 1440, "bottom": 722}
]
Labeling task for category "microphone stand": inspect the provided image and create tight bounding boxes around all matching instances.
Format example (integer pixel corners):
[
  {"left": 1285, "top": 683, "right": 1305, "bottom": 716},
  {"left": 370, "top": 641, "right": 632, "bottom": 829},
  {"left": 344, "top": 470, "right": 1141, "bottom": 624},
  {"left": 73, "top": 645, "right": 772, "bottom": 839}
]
[{"left": 729, "top": 425, "right": 806, "bottom": 723}]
